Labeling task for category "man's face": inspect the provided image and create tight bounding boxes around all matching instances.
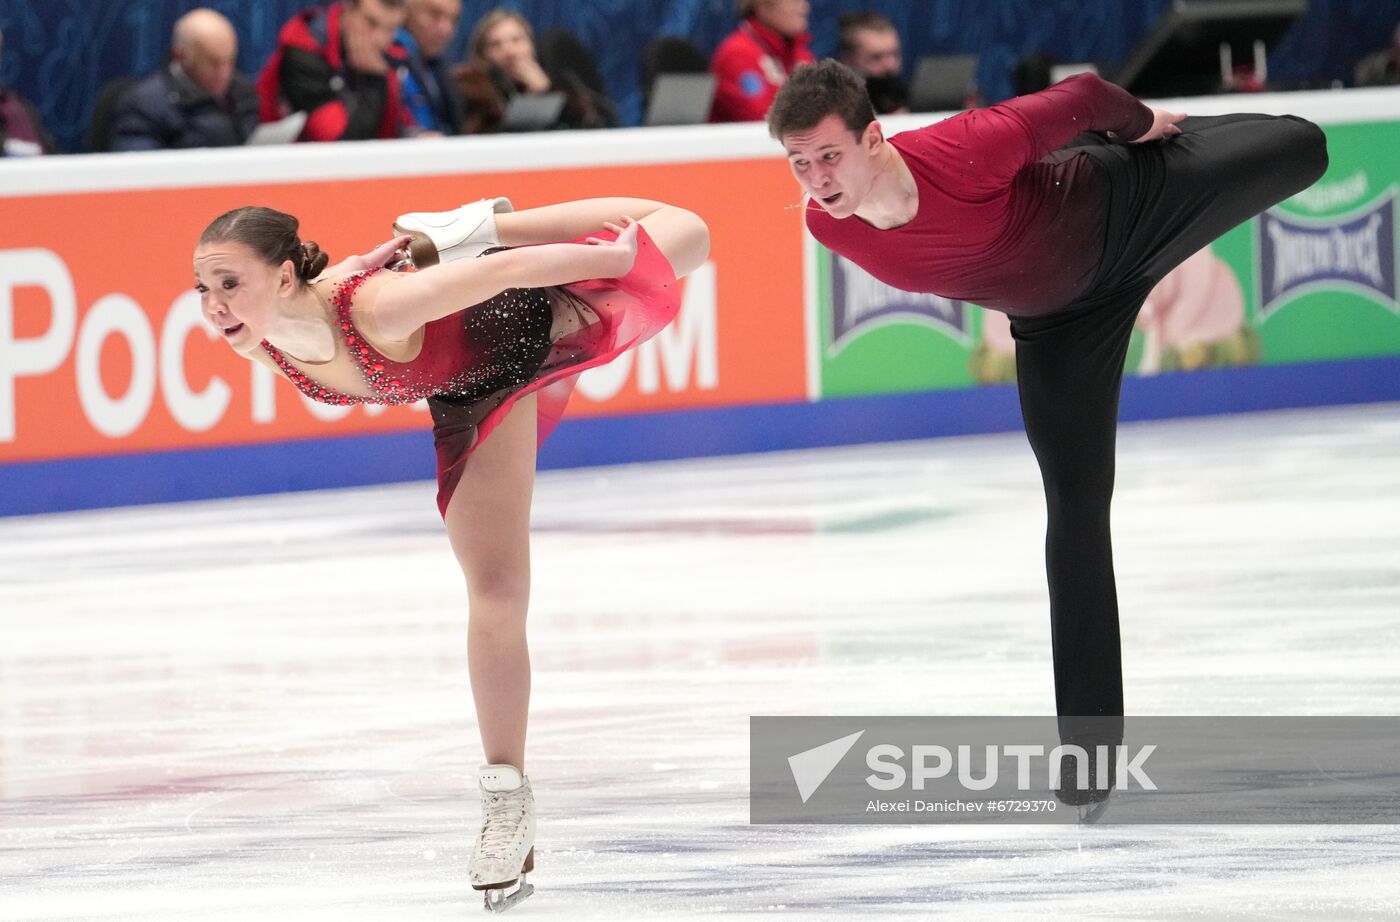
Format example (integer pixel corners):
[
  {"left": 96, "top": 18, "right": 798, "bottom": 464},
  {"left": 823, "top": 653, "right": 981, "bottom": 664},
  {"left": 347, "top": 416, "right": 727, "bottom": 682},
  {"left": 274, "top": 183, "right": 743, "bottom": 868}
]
[
  {"left": 406, "top": 0, "right": 461, "bottom": 59},
  {"left": 847, "top": 27, "right": 901, "bottom": 79},
  {"left": 180, "top": 32, "right": 237, "bottom": 98},
  {"left": 348, "top": 0, "right": 407, "bottom": 52},
  {"left": 782, "top": 113, "right": 881, "bottom": 219},
  {"left": 755, "top": 0, "right": 810, "bottom": 39}
]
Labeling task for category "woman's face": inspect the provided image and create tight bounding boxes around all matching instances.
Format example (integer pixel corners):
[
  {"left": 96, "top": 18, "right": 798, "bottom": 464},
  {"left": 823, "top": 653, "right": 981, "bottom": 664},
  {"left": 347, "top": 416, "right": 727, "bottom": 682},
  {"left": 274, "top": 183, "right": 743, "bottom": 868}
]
[
  {"left": 193, "top": 239, "right": 292, "bottom": 355},
  {"left": 756, "top": 0, "right": 809, "bottom": 38},
  {"left": 480, "top": 18, "right": 534, "bottom": 71}
]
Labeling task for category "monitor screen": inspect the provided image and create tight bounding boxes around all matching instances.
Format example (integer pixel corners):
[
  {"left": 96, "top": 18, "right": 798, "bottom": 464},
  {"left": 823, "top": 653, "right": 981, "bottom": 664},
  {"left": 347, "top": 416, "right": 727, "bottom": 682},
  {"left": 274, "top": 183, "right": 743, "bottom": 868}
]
[{"left": 1117, "top": 0, "right": 1308, "bottom": 97}]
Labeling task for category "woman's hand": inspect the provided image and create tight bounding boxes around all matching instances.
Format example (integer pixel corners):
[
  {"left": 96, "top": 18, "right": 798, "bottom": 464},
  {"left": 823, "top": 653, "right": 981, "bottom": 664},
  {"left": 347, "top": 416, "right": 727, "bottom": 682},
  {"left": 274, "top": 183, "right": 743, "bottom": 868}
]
[
  {"left": 504, "top": 55, "right": 552, "bottom": 94},
  {"left": 1134, "top": 108, "right": 1187, "bottom": 143},
  {"left": 585, "top": 217, "right": 639, "bottom": 277},
  {"left": 342, "top": 235, "right": 416, "bottom": 275}
]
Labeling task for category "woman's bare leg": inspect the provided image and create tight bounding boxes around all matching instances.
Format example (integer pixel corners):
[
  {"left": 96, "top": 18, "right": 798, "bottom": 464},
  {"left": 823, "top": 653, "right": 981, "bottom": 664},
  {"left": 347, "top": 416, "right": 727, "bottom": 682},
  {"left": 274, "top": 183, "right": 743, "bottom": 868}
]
[
  {"left": 443, "top": 393, "right": 538, "bottom": 770},
  {"left": 635, "top": 206, "right": 711, "bottom": 278}
]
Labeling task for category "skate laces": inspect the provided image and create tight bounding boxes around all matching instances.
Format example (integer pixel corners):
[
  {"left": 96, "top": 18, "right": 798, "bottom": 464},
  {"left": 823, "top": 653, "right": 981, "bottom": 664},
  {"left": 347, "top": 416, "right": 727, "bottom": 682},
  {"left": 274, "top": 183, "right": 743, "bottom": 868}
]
[{"left": 477, "top": 787, "right": 529, "bottom": 858}]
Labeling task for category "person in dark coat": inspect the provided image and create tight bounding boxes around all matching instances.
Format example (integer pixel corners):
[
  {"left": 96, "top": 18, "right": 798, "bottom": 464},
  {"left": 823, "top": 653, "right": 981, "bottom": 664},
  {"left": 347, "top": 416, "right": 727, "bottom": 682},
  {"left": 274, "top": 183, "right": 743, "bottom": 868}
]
[
  {"left": 109, "top": 9, "right": 258, "bottom": 152},
  {"left": 257, "top": 0, "right": 411, "bottom": 142}
]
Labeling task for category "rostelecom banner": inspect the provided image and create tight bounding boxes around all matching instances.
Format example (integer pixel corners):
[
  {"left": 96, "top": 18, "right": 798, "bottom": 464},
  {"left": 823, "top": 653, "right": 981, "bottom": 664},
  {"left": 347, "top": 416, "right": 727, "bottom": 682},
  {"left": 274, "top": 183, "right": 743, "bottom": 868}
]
[{"left": 0, "top": 157, "right": 809, "bottom": 468}]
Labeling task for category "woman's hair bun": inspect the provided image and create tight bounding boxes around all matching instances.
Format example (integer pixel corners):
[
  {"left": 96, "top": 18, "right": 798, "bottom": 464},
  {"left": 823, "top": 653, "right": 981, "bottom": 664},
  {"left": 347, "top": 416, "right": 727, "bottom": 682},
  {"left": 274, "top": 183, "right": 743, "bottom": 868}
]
[{"left": 298, "top": 241, "right": 330, "bottom": 281}]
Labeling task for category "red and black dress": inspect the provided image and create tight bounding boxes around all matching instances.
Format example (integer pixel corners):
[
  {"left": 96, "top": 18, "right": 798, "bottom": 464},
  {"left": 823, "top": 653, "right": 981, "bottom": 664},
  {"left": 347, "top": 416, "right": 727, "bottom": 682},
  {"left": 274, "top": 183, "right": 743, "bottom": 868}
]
[{"left": 262, "top": 227, "right": 679, "bottom": 516}]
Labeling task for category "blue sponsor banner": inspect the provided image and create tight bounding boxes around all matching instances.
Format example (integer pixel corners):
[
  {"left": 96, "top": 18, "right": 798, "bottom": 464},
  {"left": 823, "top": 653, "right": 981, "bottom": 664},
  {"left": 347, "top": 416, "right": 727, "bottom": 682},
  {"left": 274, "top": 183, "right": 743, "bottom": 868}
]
[
  {"left": 828, "top": 253, "right": 970, "bottom": 354},
  {"left": 1257, "top": 190, "right": 1398, "bottom": 319}
]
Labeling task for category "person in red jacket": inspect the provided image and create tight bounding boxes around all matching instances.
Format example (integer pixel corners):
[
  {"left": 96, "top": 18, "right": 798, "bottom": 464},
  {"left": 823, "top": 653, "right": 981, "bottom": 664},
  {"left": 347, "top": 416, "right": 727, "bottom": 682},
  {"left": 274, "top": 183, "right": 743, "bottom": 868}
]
[
  {"left": 768, "top": 61, "right": 1328, "bottom": 813},
  {"left": 257, "top": 0, "right": 411, "bottom": 141},
  {"left": 709, "top": 0, "right": 813, "bottom": 123}
]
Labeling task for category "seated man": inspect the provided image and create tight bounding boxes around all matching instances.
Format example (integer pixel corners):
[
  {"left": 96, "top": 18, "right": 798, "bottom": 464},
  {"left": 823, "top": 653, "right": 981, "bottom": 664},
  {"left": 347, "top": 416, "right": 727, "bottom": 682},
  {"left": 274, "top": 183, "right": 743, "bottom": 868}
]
[
  {"left": 258, "top": 0, "right": 411, "bottom": 141},
  {"left": 393, "top": 0, "right": 464, "bottom": 134},
  {"left": 709, "top": 0, "right": 813, "bottom": 123},
  {"left": 837, "top": 10, "right": 907, "bottom": 114},
  {"left": 109, "top": 9, "right": 258, "bottom": 152}
]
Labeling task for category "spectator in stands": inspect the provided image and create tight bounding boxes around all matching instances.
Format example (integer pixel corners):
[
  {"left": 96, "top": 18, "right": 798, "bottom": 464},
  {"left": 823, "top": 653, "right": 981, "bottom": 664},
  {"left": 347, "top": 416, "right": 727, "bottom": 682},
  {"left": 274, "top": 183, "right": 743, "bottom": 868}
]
[
  {"left": 0, "top": 30, "right": 58, "bottom": 156},
  {"left": 709, "top": 0, "right": 813, "bottom": 123},
  {"left": 455, "top": 8, "right": 614, "bottom": 134},
  {"left": 394, "top": 0, "right": 465, "bottom": 134},
  {"left": 257, "top": 0, "right": 411, "bottom": 141},
  {"left": 107, "top": 9, "right": 258, "bottom": 152},
  {"left": 1353, "top": 20, "right": 1400, "bottom": 87},
  {"left": 837, "top": 11, "right": 907, "bottom": 114}
]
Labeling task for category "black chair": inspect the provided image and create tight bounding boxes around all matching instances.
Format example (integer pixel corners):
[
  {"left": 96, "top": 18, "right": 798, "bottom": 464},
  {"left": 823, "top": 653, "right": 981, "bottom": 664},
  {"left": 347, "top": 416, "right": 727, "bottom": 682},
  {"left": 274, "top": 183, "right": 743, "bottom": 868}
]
[
  {"left": 640, "top": 36, "right": 709, "bottom": 113},
  {"left": 538, "top": 27, "right": 608, "bottom": 99},
  {"left": 86, "top": 74, "right": 141, "bottom": 152},
  {"left": 536, "top": 27, "right": 618, "bottom": 127}
]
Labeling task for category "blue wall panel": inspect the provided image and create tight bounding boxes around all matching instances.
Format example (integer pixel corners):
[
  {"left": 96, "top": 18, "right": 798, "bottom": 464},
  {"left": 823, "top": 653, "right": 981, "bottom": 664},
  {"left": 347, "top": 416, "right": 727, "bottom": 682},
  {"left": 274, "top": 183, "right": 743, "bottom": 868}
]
[{"left": 2, "top": 0, "right": 1398, "bottom": 153}]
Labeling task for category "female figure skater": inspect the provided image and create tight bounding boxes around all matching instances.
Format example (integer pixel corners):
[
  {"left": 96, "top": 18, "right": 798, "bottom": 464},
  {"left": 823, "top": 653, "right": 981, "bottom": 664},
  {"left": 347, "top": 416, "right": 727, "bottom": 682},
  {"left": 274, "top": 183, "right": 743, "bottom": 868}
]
[{"left": 194, "top": 197, "right": 709, "bottom": 909}]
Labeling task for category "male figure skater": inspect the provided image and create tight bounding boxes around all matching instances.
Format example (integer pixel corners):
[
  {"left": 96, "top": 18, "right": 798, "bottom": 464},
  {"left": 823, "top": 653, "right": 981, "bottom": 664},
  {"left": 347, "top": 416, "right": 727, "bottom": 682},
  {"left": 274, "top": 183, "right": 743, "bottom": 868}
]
[{"left": 768, "top": 61, "right": 1327, "bottom": 803}]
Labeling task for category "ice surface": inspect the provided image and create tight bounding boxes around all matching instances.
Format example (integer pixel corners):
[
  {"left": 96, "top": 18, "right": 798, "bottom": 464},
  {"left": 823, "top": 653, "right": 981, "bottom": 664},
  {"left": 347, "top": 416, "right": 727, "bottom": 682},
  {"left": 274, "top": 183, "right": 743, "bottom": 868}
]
[{"left": 3, "top": 404, "right": 1400, "bottom": 920}]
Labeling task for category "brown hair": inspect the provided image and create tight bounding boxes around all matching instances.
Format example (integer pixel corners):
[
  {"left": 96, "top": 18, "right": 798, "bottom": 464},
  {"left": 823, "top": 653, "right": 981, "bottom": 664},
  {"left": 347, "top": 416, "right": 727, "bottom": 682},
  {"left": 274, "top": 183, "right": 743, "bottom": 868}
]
[
  {"left": 469, "top": 7, "right": 533, "bottom": 61},
  {"left": 349, "top": 0, "right": 406, "bottom": 8},
  {"left": 837, "top": 11, "right": 896, "bottom": 60},
  {"left": 766, "top": 59, "right": 876, "bottom": 141},
  {"left": 199, "top": 206, "right": 328, "bottom": 283}
]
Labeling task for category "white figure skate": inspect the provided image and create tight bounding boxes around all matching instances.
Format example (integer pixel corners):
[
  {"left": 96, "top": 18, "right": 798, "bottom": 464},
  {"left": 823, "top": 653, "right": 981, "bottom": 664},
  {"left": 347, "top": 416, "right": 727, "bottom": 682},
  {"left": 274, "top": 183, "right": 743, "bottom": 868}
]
[
  {"left": 392, "top": 197, "right": 514, "bottom": 269},
  {"left": 470, "top": 763, "right": 536, "bottom": 913}
]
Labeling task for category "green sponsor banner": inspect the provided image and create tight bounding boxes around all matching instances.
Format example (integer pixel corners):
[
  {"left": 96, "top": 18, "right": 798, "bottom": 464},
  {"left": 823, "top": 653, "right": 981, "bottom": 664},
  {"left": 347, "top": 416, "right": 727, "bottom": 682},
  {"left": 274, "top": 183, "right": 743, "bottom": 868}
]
[{"left": 813, "top": 120, "right": 1400, "bottom": 398}]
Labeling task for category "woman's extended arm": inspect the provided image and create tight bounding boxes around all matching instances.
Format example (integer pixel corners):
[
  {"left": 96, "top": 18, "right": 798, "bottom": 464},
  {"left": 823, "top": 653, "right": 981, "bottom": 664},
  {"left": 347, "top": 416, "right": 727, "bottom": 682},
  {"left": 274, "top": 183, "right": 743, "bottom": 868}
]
[
  {"left": 319, "top": 235, "right": 414, "bottom": 279},
  {"left": 370, "top": 219, "right": 639, "bottom": 340}
]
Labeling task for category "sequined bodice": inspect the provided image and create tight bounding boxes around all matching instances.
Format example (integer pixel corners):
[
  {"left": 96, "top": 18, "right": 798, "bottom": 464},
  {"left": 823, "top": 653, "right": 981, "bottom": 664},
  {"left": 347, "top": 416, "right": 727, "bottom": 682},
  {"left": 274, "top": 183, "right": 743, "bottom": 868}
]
[{"left": 261, "top": 268, "right": 556, "bottom": 407}]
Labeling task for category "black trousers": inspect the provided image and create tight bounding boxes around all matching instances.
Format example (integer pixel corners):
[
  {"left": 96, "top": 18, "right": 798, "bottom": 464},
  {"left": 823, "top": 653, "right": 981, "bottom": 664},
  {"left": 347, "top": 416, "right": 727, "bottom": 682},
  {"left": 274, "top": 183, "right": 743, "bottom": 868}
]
[{"left": 1009, "top": 114, "right": 1329, "bottom": 721}]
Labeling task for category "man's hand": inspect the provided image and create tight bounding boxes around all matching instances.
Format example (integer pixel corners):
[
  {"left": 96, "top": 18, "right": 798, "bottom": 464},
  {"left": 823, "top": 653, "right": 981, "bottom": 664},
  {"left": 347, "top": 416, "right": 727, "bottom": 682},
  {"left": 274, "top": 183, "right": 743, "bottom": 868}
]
[{"left": 1134, "top": 108, "right": 1187, "bottom": 143}]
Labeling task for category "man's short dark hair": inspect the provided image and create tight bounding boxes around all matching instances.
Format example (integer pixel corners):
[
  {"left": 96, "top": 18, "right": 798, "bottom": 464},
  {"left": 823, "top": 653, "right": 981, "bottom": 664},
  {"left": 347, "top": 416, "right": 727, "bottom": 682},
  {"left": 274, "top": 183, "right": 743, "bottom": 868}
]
[
  {"left": 767, "top": 59, "right": 876, "bottom": 141},
  {"left": 837, "top": 11, "right": 896, "bottom": 60}
]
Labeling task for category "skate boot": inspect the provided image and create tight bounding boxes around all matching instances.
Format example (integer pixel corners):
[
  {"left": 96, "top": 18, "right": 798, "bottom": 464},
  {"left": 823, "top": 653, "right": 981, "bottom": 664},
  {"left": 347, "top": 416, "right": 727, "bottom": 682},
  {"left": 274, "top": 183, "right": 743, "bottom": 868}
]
[
  {"left": 1055, "top": 747, "right": 1115, "bottom": 825},
  {"left": 392, "top": 197, "right": 514, "bottom": 269},
  {"left": 470, "top": 763, "right": 536, "bottom": 913}
]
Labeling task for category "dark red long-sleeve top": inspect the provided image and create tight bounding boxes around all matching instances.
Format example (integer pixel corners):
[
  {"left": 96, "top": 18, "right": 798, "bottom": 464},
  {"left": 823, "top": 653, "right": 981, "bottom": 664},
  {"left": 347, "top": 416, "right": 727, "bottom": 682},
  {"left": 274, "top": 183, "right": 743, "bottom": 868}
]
[{"left": 805, "top": 74, "right": 1154, "bottom": 315}]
